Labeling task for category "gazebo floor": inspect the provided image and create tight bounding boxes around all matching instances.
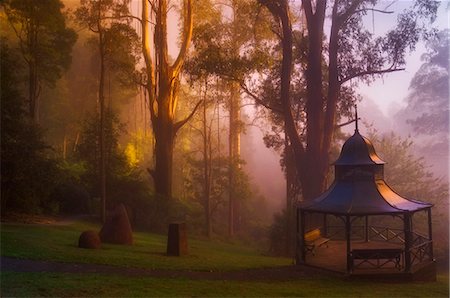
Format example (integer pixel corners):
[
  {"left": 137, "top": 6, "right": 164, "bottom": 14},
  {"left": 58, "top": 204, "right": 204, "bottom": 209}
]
[{"left": 300, "top": 240, "right": 436, "bottom": 281}]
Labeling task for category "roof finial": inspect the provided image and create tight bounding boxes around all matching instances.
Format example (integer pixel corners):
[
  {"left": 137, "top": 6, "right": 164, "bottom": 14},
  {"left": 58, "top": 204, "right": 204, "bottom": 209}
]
[{"left": 355, "top": 104, "right": 359, "bottom": 132}]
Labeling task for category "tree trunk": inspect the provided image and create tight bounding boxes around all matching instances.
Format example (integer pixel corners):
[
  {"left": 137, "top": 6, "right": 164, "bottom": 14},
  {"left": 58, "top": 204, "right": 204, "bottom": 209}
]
[
  {"left": 202, "top": 91, "right": 212, "bottom": 238},
  {"left": 141, "top": 0, "right": 194, "bottom": 202},
  {"left": 98, "top": 23, "right": 107, "bottom": 224},
  {"left": 228, "top": 81, "right": 240, "bottom": 237},
  {"left": 302, "top": 0, "right": 328, "bottom": 201},
  {"left": 28, "top": 24, "right": 39, "bottom": 123},
  {"left": 153, "top": 98, "right": 175, "bottom": 199}
]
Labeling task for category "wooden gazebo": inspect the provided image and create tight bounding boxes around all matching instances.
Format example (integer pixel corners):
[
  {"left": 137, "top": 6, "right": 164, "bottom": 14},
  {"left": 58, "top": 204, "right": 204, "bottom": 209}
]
[{"left": 296, "top": 122, "right": 436, "bottom": 279}]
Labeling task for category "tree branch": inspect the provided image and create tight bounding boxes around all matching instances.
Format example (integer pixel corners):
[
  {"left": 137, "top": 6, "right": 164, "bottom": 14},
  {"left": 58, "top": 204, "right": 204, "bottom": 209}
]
[
  {"left": 337, "top": 0, "right": 364, "bottom": 26},
  {"left": 141, "top": 0, "right": 155, "bottom": 104},
  {"left": 339, "top": 66, "right": 405, "bottom": 85},
  {"left": 353, "top": 8, "right": 394, "bottom": 15},
  {"left": 174, "top": 99, "right": 203, "bottom": 133},
  {"left": 335, "top": 118, "right": 358, "bottom": 128},
  {"left": 239, "top": 82, "right": 283, "bottom": 113},
  {"left": 171, "top": 0, "right": 193, "bottom": 76},
  {"left": 100, "top": 15, "right": 156, "bottom": 26}
]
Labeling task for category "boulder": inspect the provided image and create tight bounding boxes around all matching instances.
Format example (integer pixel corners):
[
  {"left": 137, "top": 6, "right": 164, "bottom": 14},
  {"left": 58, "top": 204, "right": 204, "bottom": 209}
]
[
  {"left": 99, "top": 203, "right": 133, "bottom": 245},
  {"left": 78, "top": 230, "right": 101, "bottom": 249}
]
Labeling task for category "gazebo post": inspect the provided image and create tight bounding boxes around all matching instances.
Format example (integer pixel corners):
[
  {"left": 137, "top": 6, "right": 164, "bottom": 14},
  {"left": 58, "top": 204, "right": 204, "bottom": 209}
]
[
  {"left": 364, "top": 215, "right": 369, "bottom": 242},
  {"left": 346, "top": 215, "right": 352, "bottom": 273},
  {"left": 427, "top": 208, "right": 434, "bottom": 260},
  {"left": 323, "top": 214, "right": 328, "bottom": 237},
  {"left": 404, "top": 212, "right": 412, "bottom": 272},
  {"left": 300, "top": 210, "right": 306, "bottom": 263}
]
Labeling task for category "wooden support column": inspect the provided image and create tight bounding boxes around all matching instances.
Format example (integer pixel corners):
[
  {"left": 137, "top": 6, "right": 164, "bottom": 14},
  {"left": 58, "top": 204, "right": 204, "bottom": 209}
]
[
  {"left": 346, "top": 215, "right": 352, "bottom": 273},
  {"left": 364, "top": 216, "right": 369, "bottom": 242},
  {"left": 427, "top": 208, "right": 434, "bottom": 260},
  {"left": 323, "top": 213, "right": 328, "bottom": 237},
  {"left": 404, "top": 213, "right": 412, "bottom": 272},
  {"left": 300, "top": 210, "right": 306, "bottom": 263},
  {"left": 295, "top": 208, "right": 300, "bottom": 264}
]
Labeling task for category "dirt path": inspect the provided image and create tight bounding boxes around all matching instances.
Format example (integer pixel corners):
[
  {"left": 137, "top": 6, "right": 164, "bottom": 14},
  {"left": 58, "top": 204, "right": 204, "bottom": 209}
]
[{"left": 1, "top": 256, "right": 336, "bottom": 281}]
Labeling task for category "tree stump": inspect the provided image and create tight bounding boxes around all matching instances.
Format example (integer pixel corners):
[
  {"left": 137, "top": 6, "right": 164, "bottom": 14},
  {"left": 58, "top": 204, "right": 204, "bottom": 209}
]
[{"left": 167, "top": 222, "right": 188, "bottom": 256}]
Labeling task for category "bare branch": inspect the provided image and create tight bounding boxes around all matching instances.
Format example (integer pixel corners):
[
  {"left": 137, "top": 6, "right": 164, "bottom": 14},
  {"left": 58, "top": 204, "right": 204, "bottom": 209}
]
[
  {"left": 353, "top": 8, "right": 394, "bottom": 15},
  {"left": 339, "top": 66, "right": 405, "bottom": 85},
  {"left": 239, "top": 82, "right": 283, "bottom": 113},
  {"left": 174, "top": 99, "right": 203, "bottom": 133},
  {"left": 100, "top": 15, "right": 157, "bottom": 25},
  {"left": 335, "top": 118, "right": 358, "bottom": 128}
]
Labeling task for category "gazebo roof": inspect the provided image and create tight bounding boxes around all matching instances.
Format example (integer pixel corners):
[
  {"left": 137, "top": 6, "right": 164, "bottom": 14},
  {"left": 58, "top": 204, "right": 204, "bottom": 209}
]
[
  {"left": 334, "top": 130, "right": 385, "bottom": 166},
  {"left": 299, "top": 179, "right": 432, "bottom": 215},
  {"left": 298, "top": 127, "right": 432, "bottom": 215}
]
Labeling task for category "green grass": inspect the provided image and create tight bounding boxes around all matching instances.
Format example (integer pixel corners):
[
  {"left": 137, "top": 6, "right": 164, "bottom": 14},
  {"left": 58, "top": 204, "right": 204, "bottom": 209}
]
[
  {"left": 1, "top": 221, "right": 449, "bottom": 297},
  {"left": 1, "top": 272, "right": 449, "bottom": 297},
  {"left": 1, "top": 221, "right": 291, "bottom": 271}
]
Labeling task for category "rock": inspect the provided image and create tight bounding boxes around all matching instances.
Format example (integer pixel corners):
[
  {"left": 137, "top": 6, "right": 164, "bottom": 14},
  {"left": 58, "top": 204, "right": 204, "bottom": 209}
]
[
  {"left": 99, "top": 203, "right": 133, "bottom": 245},
  {"left": 78, "top": 230, "right": 101, "bottom": 249},
  {"left": 167, "top": 222, "right": 188, "bottom": 256}
]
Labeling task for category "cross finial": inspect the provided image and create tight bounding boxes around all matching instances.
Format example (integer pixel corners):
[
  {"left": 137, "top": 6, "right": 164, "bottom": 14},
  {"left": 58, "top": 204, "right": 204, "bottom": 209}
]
[{"left": 355, "top": 104, "right": 359, "bottom": 132}]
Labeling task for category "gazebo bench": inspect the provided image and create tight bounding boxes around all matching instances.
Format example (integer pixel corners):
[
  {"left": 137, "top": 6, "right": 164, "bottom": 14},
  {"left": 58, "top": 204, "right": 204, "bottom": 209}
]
[
  {"left": 351, "top": 248, "right": 403, "bottom": 269},
  {"left": 305, "top": 228, "right": 330, "bottom": 255}
]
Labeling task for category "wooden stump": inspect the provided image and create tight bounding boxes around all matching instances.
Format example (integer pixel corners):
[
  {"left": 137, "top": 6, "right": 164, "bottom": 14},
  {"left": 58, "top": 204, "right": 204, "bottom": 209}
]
[{"left": 167, "top": 222, "right": 188, "bottom": 256}]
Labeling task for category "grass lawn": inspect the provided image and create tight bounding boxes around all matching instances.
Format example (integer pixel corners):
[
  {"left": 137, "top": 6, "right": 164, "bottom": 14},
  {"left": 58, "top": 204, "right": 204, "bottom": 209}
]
[
  {"left": 2, "top": 272, "right": 449, "bottom": 297},
  {"left": 1, "top": 221, "right": 449, "bottom": 297},
  {"left": 1, "top": 221, "right": 291, "bottom": 271}
]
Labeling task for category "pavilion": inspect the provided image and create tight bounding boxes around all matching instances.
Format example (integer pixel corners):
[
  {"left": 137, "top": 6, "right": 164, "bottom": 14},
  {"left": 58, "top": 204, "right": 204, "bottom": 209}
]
[{"left": 296, "top": 118, "right": 436, "bottom": 280}]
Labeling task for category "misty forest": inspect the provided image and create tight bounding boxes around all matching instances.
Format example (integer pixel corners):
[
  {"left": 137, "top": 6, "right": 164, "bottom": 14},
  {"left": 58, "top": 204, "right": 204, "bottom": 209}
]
[{"left": 1, "top": 0, "right": 449, "bottom": 296}]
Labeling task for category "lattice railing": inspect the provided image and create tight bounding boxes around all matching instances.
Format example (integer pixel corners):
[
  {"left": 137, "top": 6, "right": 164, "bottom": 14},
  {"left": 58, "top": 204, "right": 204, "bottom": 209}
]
[
  {"left": 410, "top": 232, "right": 433, "bottom": 266},
  {"left": 369, "top": 226, "right": 405, "bottom": 243}
]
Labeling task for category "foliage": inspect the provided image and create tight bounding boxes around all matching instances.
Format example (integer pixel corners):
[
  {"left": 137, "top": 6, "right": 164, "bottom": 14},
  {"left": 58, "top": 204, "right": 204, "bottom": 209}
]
[
  {"left": 268, "top": 209, "right": 288, "bottom": 256},
  {"left": 2, "top": 0, "right": 77, "bottom": 121},
  {"left": 187, "top": 0, "right": 272, "bottom": 81},
  {"left": 185, "top": 155, "right": 228, "bottom": 232},
  {"left": 396, "top": 29, "right": 449, "bottom": 134},
  {"left": 0, "top": 40, "right": 61, "bottom": 214},
  {"left": 2, "top": 0, "right": 76, "bottom": 85},
  {"left": 75, "top": 1, "right": 140, "bottom": 88},
  {"left": 394, "top": 29, "right": 449, "bottom": 178},
  {"left": 75, "top": 112, "right": 145, "bottom": 209}
]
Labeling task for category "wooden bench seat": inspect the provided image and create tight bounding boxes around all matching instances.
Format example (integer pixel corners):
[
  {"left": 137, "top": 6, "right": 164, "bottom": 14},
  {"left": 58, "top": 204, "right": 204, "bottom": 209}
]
[
  {"left": 351, "top": 248, "right": 403, "bottom": 270},
  {"left": 304, "top": 228, "right": 330, "bottom": 255}
]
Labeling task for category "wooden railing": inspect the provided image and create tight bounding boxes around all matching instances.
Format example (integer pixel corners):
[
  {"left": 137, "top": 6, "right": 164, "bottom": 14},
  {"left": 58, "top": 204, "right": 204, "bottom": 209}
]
[
  {"left": 410, "top": 232, "right": 433, "bottom": 266},
  {"left": 324, "top": 225, "right": 405, "bottom": 243},
  {"left": 369, "top": 226, "right": 405, "bottom": 243}
]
